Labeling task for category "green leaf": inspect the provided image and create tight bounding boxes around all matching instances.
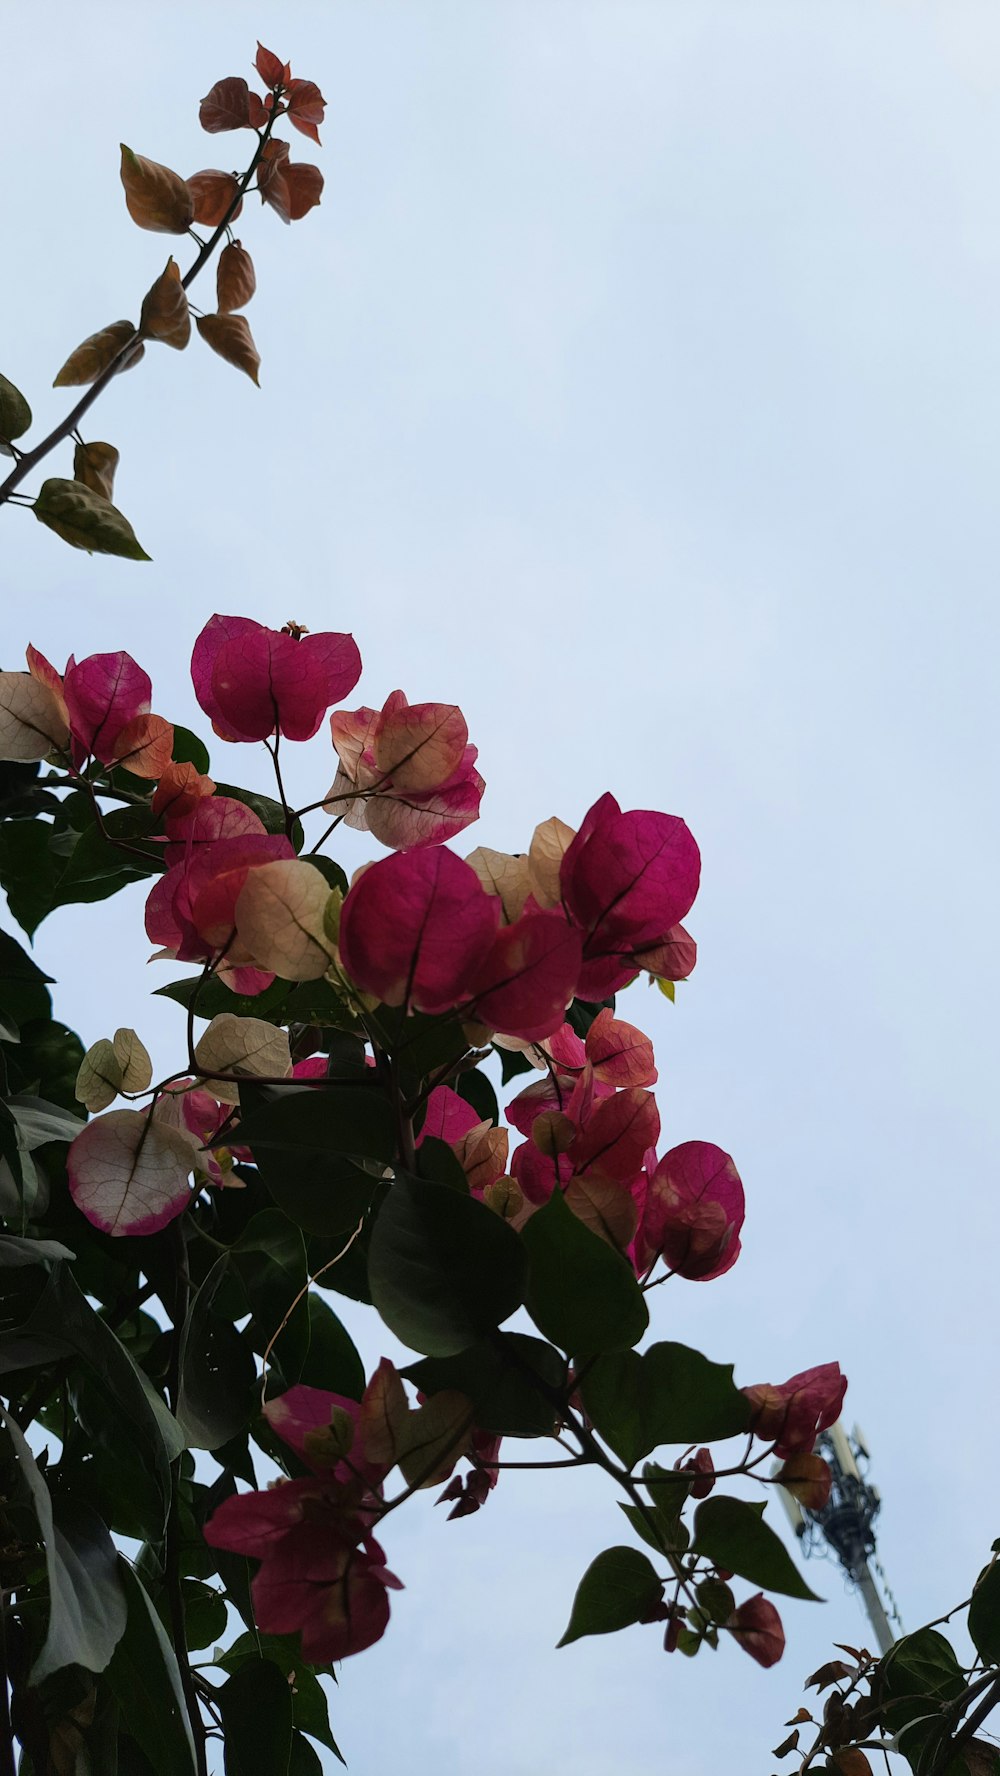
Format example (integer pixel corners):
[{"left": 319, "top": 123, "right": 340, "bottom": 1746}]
[
  {"left": 231, "top": 1209, "right": 310, "bottom": 1386},
  {"left": 557, "top": 1545, "right": 663, "bottom": 1647},
  {"left": 298, "top": 1292, "right": 365, "bottom": 1400},
  {"left": 107, "top": 1561, "right": 197, "bottom": 1775},
  {"left": 177, "top": 1257, "right": 256, "bottom": 1450},
  {"left": 0, "top": 1264, "right": 183, "bottom": 1526},
  {"left": 0, "top": 815, "right": 155, "bottom": 937},
  {"left": 34, "top": 476, "right": 151, "bottom": 560},
  {"left": 288, "top": 1736, "right": 324, "bottom": 1776},
  {"left": 455, "top": 1067, "right": 499, "bottom": 1126},
  {"left": 692, "top": 1495, "right": 820, "bottom": 1601},
  {"left": 215, "top": 1634, "right": 343, "bottom": 1759},
  {"left": 180, "top": 1578, "right": 228, "bottom": 1652},
  {"left": 521, "top": 1187, "right": 648, "bottom": 1355},
  {"left": 0, "top": 1234, "right": 75, "bottom": 1267},
  {"left": 369, "top": 1173, "right": 527, "bottom": 1357},
  {"left": 582, "top": 1342, "right": 752, "bottom": 1466},
  {"left": 0, "top": 1406, "right": 128, "bottom": 1682},
  {"left": 403, "top": 1334, "right": 565, "bottom": 1436},
  {"left": 618, "top": 1496, "right": 690, "bottom": 1557},
  {"left": 969, "top": 1559, "right": 1000, "bottom": 1664},
  {"left": 219, "top": 1657, "right": 293, "bottom": 1776},
  {"left": 7, "top": 1091, "right": 85, "bottom": 1148},
  {"left": 8, "top": 1019, "right": 86, "bottom": 1113},
  {"left": 170, "top": 725, "right": 210, "bottom": 774},
  {"left": 0, "top": 370, "right": 31, "bottom": 450},
  {"left": 415, "top": 1134, "right": 469, "bottom": 1191},
  {"left": 0, "top": 928, "right": 53, "bottom": 1024},
  {"left": 237, "top": 1083, "right": 396, "bottom": 1237}
]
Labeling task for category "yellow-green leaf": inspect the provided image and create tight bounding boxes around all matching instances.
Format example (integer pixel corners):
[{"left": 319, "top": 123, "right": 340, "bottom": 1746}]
[
  {"left": 0, "top": 372, "right": 31, "bottom": 453},
  {"left": 73, "top": 441, "right": 120, "bottom": 501},
  {"left": 76, "top": 1039, "right": 124, "bottom": 1113},
  {"left": 33, "top": 478, "right": 151, "bottom": 561}
]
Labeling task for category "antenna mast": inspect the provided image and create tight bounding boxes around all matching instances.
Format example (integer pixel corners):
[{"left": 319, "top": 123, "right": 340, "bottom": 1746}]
[{"left": 778, "top": 1421, "right": 903, "bottom": 1655}]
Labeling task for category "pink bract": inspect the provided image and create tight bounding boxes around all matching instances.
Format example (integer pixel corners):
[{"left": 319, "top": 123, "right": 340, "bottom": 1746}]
[
  {"left": 192, "top": 613, "right": 361, "bottom": 743},
  {"left": 328, "top": 691, "right": 484, "bottom": 850},
  {"left": 469, "top": 910, "right": 582, "bottom": 1042},
  {"left": 62, "top": 650, "right": 152, "bottom": 765},
  {"left": 560, "top": 795, "right": 701, "bottom": 997},
  {"left": 635, "top": 1140, "right": 745, "bottom": 1281},
  {"left": 743, "top": 1363, "right": 847, "bottom": 1458},
  {"left": 339, "top": 847, "right": 499, "bottom": 1013}
]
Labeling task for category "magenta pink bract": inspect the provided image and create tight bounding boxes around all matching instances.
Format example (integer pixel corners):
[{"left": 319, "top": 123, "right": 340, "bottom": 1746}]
[
  {"left": 560, "top": 795, "right": 701, "bottom": 996},
  {"left": 743, "top": 1363, "right": 847, "bottom": 1458},
  {"left": 192, "top": 613, "right": 361, "bottom": 743},
  {"left": 470, "top": 910, "right": 582, "bottom": 1042},
  {"left": 635, "top": 1140, "right": 744, "bottom": 1281},
  {"left": 339, "top": 847, "right": 499, "bottom": 1013},
  {"left": 63, "top": 651, "right": 152, "bottom": 765}
]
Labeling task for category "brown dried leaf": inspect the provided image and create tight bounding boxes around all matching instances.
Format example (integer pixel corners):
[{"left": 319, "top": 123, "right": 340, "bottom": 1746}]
[
  {"left": 805, "top": 1660, "right": 853, "bottom": 1691},
  {"left": 771, "top": 1730, "right": 799, "bottom": 1758},
  {"left": 785, "top": 1708, "right": 813, "bottom": 1726},
  {"left": 120, "top": 145, "right": 194, "bottom": 233},
  {"left": 187, "top": 169, "right": 243, "bottom": 226},
  {"left": 72, "top": 441, "right": 119, "bottom": 501},
  {"left": 196, "top": 313, "right": 260, "bottom": 385},
  {"left": 217, "top": 241, "right": 256, "bottom": 312},
  {"left": 831, "top": 1753, "right": 872, "bottom": 1776},
  {"left": 53, "top": 321, "right": 142, "bottom": 388},
  {"left": 139, "top": 258, "right": 190, "bottom": 350}
]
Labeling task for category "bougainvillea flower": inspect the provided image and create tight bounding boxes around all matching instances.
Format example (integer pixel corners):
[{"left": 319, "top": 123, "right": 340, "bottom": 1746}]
[
  {"left": 559, "top": 794, "right": 701, "bottom": 997},
  {"left": 192, "top": 613, "right": 361, "bottom": 743},
  {"left": 264, "top": 1383, "right": 389, "bottom": 1484},
  {"left": 634, "top": 1140, "right": 744, "bottom": 1281},
  {"left": 250, "top": 1525, "right": 401, "bottom": 1661},
  {"left": 339, "top": 847, "right": 499, "bottom": 1013},
  {"left": 418, "top": 1085, "right": 482, "bottom": 1147},
  {"left": 162, "top": 793, "right": 269, "bottom": 865},
  {"left": 146, "top": 830, "right": 294, "bottom": 961},
  {"left": 468, "top": 910, "right": 582, "bottom": 1042},
  {"left": 743, "top": 1363, "right": 847, "bottom": 1458},
  {"left": 151, "top": 759, "right": 216, "bottom": 820},
  {"left": 327, "top": 691, "right": 484, "bottom": 850},
  {"left": 727, "top": 1594, "right": 785, "bottom": 1667},
  {"left": 584, "top": 1008, "right": 658, "bottom": 1088},
  {"left": 67, "top": 1096, "right": 210, "bottom": 1237},
  {"left": 62, "top": 650, "right": 153, "bottom": 765},
  {"left": 568, "top": 1087, "right": 660, "bottom": 1183},
  {"left": 634, "top": 924, "right": 698, "bottom": 982}
]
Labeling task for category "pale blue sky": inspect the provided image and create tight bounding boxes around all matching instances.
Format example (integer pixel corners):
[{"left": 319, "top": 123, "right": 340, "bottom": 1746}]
[{"left": 5, "top": 4, "right": 1000, "bottom": 1770}]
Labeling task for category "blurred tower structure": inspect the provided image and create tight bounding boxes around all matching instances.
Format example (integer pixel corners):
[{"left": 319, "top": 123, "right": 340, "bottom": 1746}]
[{"left": 779, "top": 1421, "right": 903, "bottom": 1655}]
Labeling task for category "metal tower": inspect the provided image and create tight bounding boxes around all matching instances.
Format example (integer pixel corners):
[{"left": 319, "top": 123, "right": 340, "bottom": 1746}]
[{"left": 778, "top": 1421, "right": 903, "bottom": 1655}]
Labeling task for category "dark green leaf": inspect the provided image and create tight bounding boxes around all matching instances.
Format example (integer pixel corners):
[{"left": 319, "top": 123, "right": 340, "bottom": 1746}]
[
  {"left": 8, "top": 1018, "right": 86, "bottom": 1112},
  {"left": 692, "top": 1496, "right": 820, "bottom": 1601},
  {"left": 181, "top": 1578, "right": 228, "bottom": 1651},
  {"left": 237, "top": 1082, "right": 395, "bottom": 1162},
  {"left": 232, "top": 1210, "right": 310, "bottom": 1386},
  {"left": 170, "top": 725, "right": 210, "bottom": 774},
  {"left": 496, "top": 1043, "right": 533, "bottom": 1084},
  {"left": 521, "top": 1187, "right": 648, "bottom": 1355},
  {"left": 368, "top": 1174, "right": 526, "bottom": 1357},
  {"left": 288, "top": 1735, "right": 324, "bottom": 1776},
  {"left": 415, "top": 1135, "right": 469, "bottom": 1191},
  {"left": 0, "top": 1265, "right": 183, "bottom": 1526},
  {"left": 455, "top": 1066, "right": 499, "bottom": 1125},
  {"left": 618, "top": 1496, "right": 690, "bottom": 1557},
  {"left": 177, "top": 1257, "right": 256, "bottom": 1450},
  {"left": 969, "top": 1560, "right": 1000, "bottom": 1665},
  {"left": 0, "top": 1234, "right": 75, "bottom": 1266},
  {"left": 214, "top": 1633, "right": 342, "bottom": 1758},
  {"left": 298, "top": 1293, "right": 365, "bottom": 1400},
  {"left": 0, "top": 1408, "right": 127, "bottom": 1682},
  {"left": 0, "top": 927, "right": 53, "bottom": 1023},
  {"left": 106, "top": 1561, "right": 197, "bottom": 1775},
  {"left": 582, "top": 1342, "right": 751, "bottom": 1466},
  {"left": 558, "top": 1545, "right": 663, "bottom": 1646},
  {"left": 403, "top": 1334, "right": 564, "bottom": 1436},
  {"left": 219, "top": 1657, "right": 293, "bottom": 1776}
]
